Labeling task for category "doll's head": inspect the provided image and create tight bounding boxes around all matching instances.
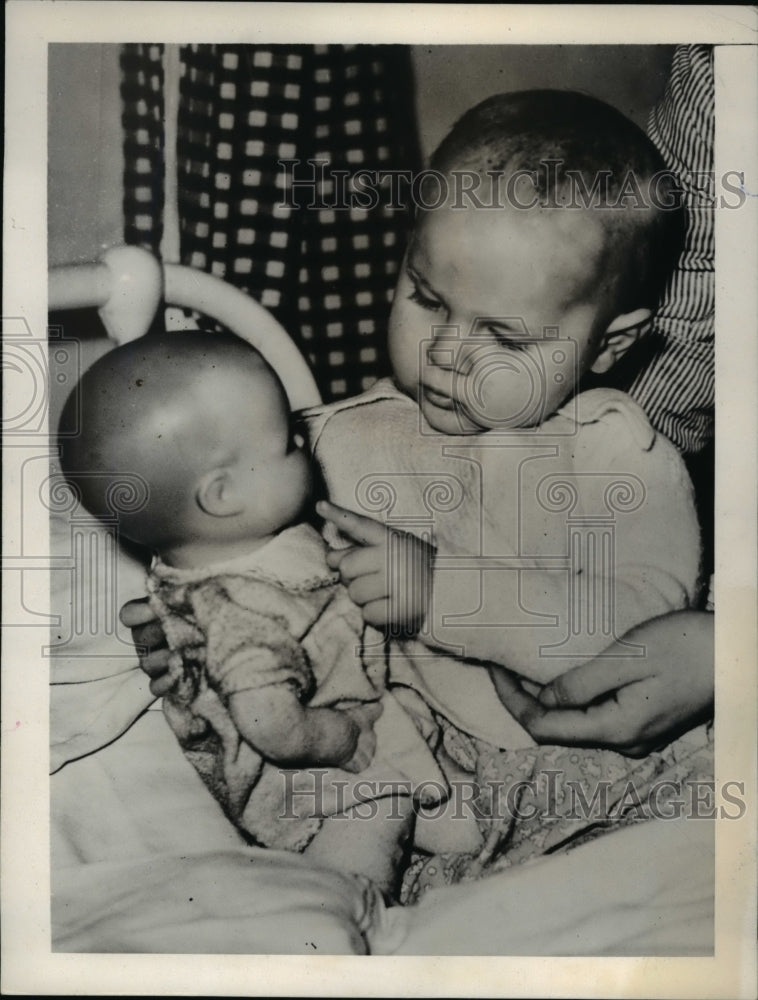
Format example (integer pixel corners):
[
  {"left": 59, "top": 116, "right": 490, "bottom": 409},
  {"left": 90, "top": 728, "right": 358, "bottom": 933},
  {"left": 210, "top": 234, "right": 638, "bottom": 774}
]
[{"left": 58, "top": 331, "right": 312, "bottom": 562}]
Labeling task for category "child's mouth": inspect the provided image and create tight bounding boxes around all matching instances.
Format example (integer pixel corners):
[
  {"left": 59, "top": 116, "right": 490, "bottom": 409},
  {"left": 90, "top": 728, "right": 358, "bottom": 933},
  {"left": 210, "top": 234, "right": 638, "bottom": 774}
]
[{"left": 422, "top": 385, "right": 457, "bottom": 410}]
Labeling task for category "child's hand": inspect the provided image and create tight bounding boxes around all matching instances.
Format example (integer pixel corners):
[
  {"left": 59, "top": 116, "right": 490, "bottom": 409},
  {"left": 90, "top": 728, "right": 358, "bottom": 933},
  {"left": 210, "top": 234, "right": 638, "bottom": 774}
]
[
  {"left": 317, "top": 500, "right": 435, "bottom": 636},
  {"left": 340, "top": 701, "right": 383, "bottom": 772}
]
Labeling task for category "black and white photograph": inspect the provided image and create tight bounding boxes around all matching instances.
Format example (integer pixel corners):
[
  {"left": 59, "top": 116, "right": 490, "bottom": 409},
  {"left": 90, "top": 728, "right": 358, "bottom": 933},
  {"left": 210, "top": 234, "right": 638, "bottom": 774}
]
[{"left": 3, "top": 3, "right": 757, "bottom": 996}]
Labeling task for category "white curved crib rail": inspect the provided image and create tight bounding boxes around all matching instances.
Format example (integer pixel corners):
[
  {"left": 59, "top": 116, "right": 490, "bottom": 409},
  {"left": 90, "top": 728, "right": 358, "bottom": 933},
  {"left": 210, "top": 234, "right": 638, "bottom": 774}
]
[{"left": 48, "top": 245, "right": 322, "bottom": 412}]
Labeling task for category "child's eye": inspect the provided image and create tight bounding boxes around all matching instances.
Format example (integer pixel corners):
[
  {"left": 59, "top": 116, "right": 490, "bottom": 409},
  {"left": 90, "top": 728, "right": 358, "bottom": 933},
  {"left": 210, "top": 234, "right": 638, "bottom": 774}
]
[
  {"left": 407, "top": 279, "right": 443, "bottom": 313},
  {"left": 488, "top": 325, "right": 528, "bottom": 351}
]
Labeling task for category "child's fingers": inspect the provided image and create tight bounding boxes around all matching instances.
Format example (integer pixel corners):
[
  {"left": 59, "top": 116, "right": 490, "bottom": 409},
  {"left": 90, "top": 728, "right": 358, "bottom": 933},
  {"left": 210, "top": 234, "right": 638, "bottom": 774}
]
[
  {"left": 332, "top": 545, "right": 385, "bottom": 581},
  {"left": 347, "top": 572, "right": 388, "bottom": 607},
  {"left": 325, "top": 546, "right": 351, "bottom": 569},
  {"left": 317, "top": 500, "right": 388, "bottom": 546},
  {"left": 361, "top": 598, "right": 392, "bottom": 628}
]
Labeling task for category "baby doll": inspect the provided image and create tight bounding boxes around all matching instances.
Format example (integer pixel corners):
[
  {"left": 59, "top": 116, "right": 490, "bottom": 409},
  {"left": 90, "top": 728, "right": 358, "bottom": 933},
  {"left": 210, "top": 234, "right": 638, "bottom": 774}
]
[{"left": 58, "top": 330, "right": 445, "bottom": 893}]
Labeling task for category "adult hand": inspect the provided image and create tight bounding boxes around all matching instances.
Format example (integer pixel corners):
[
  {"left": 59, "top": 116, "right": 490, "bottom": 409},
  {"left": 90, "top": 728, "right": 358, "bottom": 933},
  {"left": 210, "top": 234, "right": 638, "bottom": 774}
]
[
  {"left": 318, "top": 500, "right": 435, "bottom": 636},
  {"left": 489, "top": 611, "right": 713, "bottom": 758},
  {"left": 119, "top": 597, "right": 174, "bottom": 697}
]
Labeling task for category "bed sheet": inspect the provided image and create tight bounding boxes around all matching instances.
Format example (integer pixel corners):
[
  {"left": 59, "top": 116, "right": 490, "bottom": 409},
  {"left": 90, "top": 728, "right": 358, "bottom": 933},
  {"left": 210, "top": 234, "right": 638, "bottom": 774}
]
[
  {"left": 52, "top": 709, "right": 382, "bottom": 954},
  {"left": 52, "top": 708, "right": 714, "bottom": 956},
  {"left": 379, "top": 814, "right": 714, "bottom": 955}
]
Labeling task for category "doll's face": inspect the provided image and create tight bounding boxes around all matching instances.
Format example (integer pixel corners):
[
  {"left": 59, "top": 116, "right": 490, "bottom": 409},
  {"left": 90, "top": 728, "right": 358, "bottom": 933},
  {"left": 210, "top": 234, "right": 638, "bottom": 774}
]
[
  {"left": 224, "top": 367, "right": 313, "bottom": 538},
  {"left": 58, "top": 333, "right": 312, "bottom": 552},
  {"left": 131, "top": 353, "right": 313, "bottom": 546}
]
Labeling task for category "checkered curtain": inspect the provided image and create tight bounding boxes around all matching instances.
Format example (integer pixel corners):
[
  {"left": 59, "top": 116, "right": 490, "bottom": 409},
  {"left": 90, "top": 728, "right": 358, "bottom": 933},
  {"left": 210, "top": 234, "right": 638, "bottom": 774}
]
[
  {"left": 120, "top": 43, "right": 421, "bottom": 401},
  {"left": 120, "top": 44, "right": 166, "bottom": 254}
]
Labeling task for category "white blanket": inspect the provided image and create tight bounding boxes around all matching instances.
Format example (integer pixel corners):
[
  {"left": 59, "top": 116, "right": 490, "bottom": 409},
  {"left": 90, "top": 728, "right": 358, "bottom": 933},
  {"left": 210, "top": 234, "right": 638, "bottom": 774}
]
[
  {"left": 52, "top": 709, "right": 713, "bottom": 955},
  {"left": 52, "top": 711, "right": 380, "bottom": 954}
]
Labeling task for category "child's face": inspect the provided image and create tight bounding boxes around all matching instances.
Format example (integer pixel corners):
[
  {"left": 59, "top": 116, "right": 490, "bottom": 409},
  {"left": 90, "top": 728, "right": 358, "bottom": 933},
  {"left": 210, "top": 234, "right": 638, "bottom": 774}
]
[{"left": 388, "top": 201, "right": 612, "bottom": 435}]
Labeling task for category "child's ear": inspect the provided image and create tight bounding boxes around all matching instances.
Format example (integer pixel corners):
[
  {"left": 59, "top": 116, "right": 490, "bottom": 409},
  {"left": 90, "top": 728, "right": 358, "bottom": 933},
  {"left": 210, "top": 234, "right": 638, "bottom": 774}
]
[
  {"left": 590, "top": 307, "right": 653, "bottom": 375},
  {"left": 195, "top": 468, "right": 245, "bottom": 518}
]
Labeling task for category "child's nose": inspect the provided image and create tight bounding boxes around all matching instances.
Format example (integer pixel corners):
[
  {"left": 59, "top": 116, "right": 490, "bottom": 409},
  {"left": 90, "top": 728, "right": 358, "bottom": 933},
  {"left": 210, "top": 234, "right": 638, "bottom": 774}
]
[
  {"left": 430, "top": 338, "right": 491, "bottom": 377},
  {"left": 426, "top": 322, "right": 466, "bottom": 370},
  {"left": 426, "top": 339, "right": 458, "bottom": 371},
  {"left": 427, "top": 338, "right": 489, "bottom": 377}
]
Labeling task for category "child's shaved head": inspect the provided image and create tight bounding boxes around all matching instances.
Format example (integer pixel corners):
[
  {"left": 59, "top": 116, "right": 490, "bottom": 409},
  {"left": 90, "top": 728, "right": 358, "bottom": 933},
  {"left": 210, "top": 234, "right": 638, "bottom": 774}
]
[
  {"left": 429, "top": 89, "right": 685, "bottom": 315},
  {"left": 58, "top": 331, "right": 284, "bottom": 548}
]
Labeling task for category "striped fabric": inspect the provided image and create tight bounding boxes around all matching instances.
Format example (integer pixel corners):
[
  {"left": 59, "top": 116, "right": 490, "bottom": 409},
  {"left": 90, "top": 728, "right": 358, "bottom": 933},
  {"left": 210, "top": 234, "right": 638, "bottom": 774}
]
[{"left": 627, "top": 45, "right": 715, "bottom": 457}]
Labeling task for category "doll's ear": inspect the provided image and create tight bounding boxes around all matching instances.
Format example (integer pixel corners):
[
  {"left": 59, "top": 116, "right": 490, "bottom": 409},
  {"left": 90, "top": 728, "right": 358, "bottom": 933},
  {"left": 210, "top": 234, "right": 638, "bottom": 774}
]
[
  {"left": 195, "top": 468, "right": 244, "bottom": 518},
  {"left": 590, "top": 307, "right": 652, "bottom": 375}
]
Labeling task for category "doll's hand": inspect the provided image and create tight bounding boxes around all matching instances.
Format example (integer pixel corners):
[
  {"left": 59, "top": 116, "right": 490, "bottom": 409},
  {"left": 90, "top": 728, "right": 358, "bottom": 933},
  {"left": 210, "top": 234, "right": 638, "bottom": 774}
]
[
  {"left": 340, "top": 701, "right": 383, "bottom": 772},
  {"left": 318, "top": 500, "right": 435, "bottom": 636},
  {"left": 119, "top": 597, "right": 175, "bottom": 697}
]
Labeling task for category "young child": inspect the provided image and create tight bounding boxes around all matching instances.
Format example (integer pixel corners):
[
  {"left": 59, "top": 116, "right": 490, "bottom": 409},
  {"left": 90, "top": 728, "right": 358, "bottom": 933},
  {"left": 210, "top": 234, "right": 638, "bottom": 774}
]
[
  {"left": 303, "top": 90, "right": 712, "bottom": 894},
  {"left": 57, "top": 330, "right": 446, "bottom": 894},
  {"left": 125, "top": 90, "right": 712, "bottom": 897}
]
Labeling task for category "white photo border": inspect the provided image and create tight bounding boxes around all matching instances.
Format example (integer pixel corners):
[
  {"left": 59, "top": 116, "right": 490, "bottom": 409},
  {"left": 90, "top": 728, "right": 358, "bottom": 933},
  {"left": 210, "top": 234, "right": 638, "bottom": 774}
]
[{"left": 3, "top": 3, "right": 757, "bottom": 996}]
